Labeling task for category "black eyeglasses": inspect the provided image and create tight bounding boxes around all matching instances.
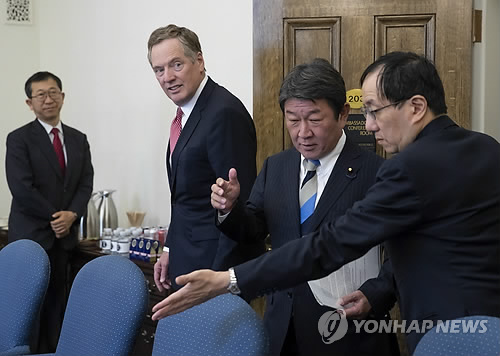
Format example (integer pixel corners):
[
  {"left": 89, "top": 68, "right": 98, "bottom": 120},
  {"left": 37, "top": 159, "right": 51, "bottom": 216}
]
[
  {"left": 360, "top": 101, "right": 404, "bottom": 120},
  {"left": 30, "top": 89, "right": 63, "bottom": 102}
]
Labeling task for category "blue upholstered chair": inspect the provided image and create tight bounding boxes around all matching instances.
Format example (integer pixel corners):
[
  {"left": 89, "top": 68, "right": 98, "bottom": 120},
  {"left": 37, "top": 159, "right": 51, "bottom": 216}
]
[
  {"left": 29, "top": 255, "right": 149, "bottom": 356},
  {"left": 0, "top": 239, "right": 50, "bottom": 356},
  {"left": 413, "top": 315, "right": 500, "bottom": 356},
  {"left": 152, "top": 293, "right": 269, "bottom": 356}
]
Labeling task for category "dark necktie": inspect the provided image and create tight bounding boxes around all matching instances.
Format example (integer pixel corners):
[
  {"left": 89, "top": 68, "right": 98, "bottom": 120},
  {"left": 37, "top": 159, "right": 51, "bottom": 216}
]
[
  {"left": 170, "top": 107, "right": 183, "bottom": 152},
  {"left": 51, "top": 127, "right": 65, "bottom": 175},
  {"left": 300, "top": 159, "right": 320, "bottom": 224}
]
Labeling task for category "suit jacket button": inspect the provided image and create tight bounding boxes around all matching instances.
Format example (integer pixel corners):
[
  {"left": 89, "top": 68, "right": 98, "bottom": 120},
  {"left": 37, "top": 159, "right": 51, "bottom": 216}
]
[{"left": 287, "top": 292, "right": 293, "bottom": 298}]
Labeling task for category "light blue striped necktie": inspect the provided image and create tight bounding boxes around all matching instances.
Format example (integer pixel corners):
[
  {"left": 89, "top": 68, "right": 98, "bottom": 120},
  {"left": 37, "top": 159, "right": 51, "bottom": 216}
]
[{"left": 300, "top": 159, "right": 320, "bottom": 224}]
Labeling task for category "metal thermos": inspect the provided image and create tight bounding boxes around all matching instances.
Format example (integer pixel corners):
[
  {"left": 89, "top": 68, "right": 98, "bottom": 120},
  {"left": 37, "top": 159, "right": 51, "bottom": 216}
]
[
  {"left": 78, "top": 193, "right": 99, "bottom": 239},
  {"left": 96, "top": 190, "right": 118, "bottom": 237}
]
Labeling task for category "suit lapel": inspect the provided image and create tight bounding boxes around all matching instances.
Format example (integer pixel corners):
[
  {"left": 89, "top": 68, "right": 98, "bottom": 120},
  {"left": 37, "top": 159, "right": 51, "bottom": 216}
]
[
  {"left": 285, "top": 150, "right": 302, "bottom": 238},
  {"left": 61, "top": 123, "right": 75, "bottom": 186},
  {"left": 308, "top": 139, "right": 362, "bottom": 231},
  {"left": 30, "top": 120, "right": 64, "bottom": 180},
  {"left": 169, "top": 77, "right": 216, "bottom": 194},
  {"left": 166, "top": 146, "right": 173, "bottom": 190}
]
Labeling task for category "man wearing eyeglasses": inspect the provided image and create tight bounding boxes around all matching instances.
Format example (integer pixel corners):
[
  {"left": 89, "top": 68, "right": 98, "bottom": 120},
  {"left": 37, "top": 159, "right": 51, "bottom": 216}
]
[
  {"left": 149, "top": 52, "right": 500, "bottom": 355},
  {"left": 5, "top": 71, "right": 94, "bottom": 353}
]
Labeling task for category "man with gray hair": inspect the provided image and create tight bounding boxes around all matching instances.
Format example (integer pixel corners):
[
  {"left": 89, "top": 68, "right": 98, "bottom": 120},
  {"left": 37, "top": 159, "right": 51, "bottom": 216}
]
[{"left": 147, "top": 24, "right": 264, "bottom": 292}]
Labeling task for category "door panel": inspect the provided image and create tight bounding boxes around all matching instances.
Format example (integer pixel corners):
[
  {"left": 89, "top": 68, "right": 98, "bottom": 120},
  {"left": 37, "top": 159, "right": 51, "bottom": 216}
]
[
  {"left": 375, "top": 15, "right": 436, "bottom": 59},
  {"left": 284, "top": 18, "right": 341, "bottom": 72}
]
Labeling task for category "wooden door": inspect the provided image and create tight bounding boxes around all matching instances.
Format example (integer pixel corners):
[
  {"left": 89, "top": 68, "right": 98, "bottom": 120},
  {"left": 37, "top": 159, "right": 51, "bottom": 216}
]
[{"left": 253, "top": 0, "right": 473, "bottom": 168}]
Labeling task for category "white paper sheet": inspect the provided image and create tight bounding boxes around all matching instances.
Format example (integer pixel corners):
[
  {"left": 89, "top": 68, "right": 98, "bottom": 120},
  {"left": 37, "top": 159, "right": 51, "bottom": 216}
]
[{"left": 307, "top": 246, "right": 381, "bottom": 308}]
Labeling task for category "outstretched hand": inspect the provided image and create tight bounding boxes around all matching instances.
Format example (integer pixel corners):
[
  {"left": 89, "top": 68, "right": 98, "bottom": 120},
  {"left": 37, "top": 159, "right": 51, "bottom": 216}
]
[
  {"left": 211, "top": 168, "right": 240, "bottom": 214},
  {"left": 151, "top": 269, "right": 230, "bottom": 320}
]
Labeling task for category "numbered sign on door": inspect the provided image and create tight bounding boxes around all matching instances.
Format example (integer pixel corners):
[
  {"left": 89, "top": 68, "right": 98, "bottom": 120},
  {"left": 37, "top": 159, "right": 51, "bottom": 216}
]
[{"left": 346, "top": 89, "right": 363, "bottom": 109}]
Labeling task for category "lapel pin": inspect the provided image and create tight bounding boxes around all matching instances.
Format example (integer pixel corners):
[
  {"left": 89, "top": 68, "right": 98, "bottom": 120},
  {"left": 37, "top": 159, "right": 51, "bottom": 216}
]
[{"left": 346, "top": 167, "right": 357, "bottom": 179}]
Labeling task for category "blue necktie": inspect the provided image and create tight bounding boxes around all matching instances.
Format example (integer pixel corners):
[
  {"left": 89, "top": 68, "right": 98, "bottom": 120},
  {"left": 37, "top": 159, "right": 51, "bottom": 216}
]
[{"left": 300, "top": 159, "right": 320, "bottom": 224}]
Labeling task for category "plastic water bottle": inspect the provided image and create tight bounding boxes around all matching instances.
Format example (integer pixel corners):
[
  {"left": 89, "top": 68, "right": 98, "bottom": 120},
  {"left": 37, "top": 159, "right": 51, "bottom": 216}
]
[
  {"left": 110, "top": 230, "right": 120, "bottom": 255},
  {"left": 117, "top": 231, "right": 130, "bottom": 257},
  {"left": 100, "top": 228, "right": 112, "bottom": 254}
]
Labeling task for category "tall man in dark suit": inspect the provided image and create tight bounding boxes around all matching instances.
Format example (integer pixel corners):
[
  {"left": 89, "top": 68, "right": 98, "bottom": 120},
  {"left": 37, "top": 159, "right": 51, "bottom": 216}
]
[
  {"left": 148, "top": 24, "right": 264, "bottom": 291},
  {"left": 6, "top": 71, "right": 94, "bottom": 353},
  {"left": 208, "top": 59, "right": 398, "bottom": 355},
  {"left": 150, "top": 52, "right": 500, "bottom": 355}
]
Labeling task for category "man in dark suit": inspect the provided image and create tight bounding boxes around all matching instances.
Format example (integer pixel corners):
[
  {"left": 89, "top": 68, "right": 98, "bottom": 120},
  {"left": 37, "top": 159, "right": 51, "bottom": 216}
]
[
  {"left": 210, "top": 59, "right": 398, "bottom": 355},
  {"left": 147, "top": 24, "right": 264, "bottom": 291},
  {"left": 150, "top": 52, "right": 500, "bottom": 355},
  {"left": 6, "top": 71, "right": 94, "bottom": 353}
]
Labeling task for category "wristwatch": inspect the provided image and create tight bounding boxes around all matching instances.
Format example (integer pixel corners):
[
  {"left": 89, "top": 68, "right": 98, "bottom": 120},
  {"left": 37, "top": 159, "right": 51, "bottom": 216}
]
[{"left": 227, "top": 267, "right": 241, "bottom": 295}]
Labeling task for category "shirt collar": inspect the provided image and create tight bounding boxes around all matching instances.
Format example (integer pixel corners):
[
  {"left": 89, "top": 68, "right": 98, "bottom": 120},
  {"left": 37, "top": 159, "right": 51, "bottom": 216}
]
[
  {"left": 178, "top": 74, "right": 209, "bottom": 121},
  {"left": 38, "top": 118, "right": 63, "bottom": 136}
]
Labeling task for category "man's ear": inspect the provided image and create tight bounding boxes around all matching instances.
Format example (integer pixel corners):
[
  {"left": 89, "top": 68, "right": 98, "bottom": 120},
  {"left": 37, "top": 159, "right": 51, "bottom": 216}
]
[
  {"left": 338, "top": 102, "right": 350, "bottom": 125},
  {"left": 408, "top": 95, "right": 427, "bottom": 123},
  {"left": 26, "top": 99, "right": 34, "bottom": 111},
  {"left": 196, "top": 52, "right": 205, "bottom": 72}
]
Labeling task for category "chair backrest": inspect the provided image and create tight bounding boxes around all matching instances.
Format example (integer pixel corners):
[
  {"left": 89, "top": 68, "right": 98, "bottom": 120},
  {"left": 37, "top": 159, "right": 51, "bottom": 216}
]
[
  {"left": 55, "top": 255, "right": 149, "bottom": 356},
  {"left": 152, "top": 293, "right": 269, "bottom": 356},
  {"left": 0, "top": 239, "right": 50, "bottom": 356},
  {"left": 413, "top": 315, "right": 500, "bottom": 356}
]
